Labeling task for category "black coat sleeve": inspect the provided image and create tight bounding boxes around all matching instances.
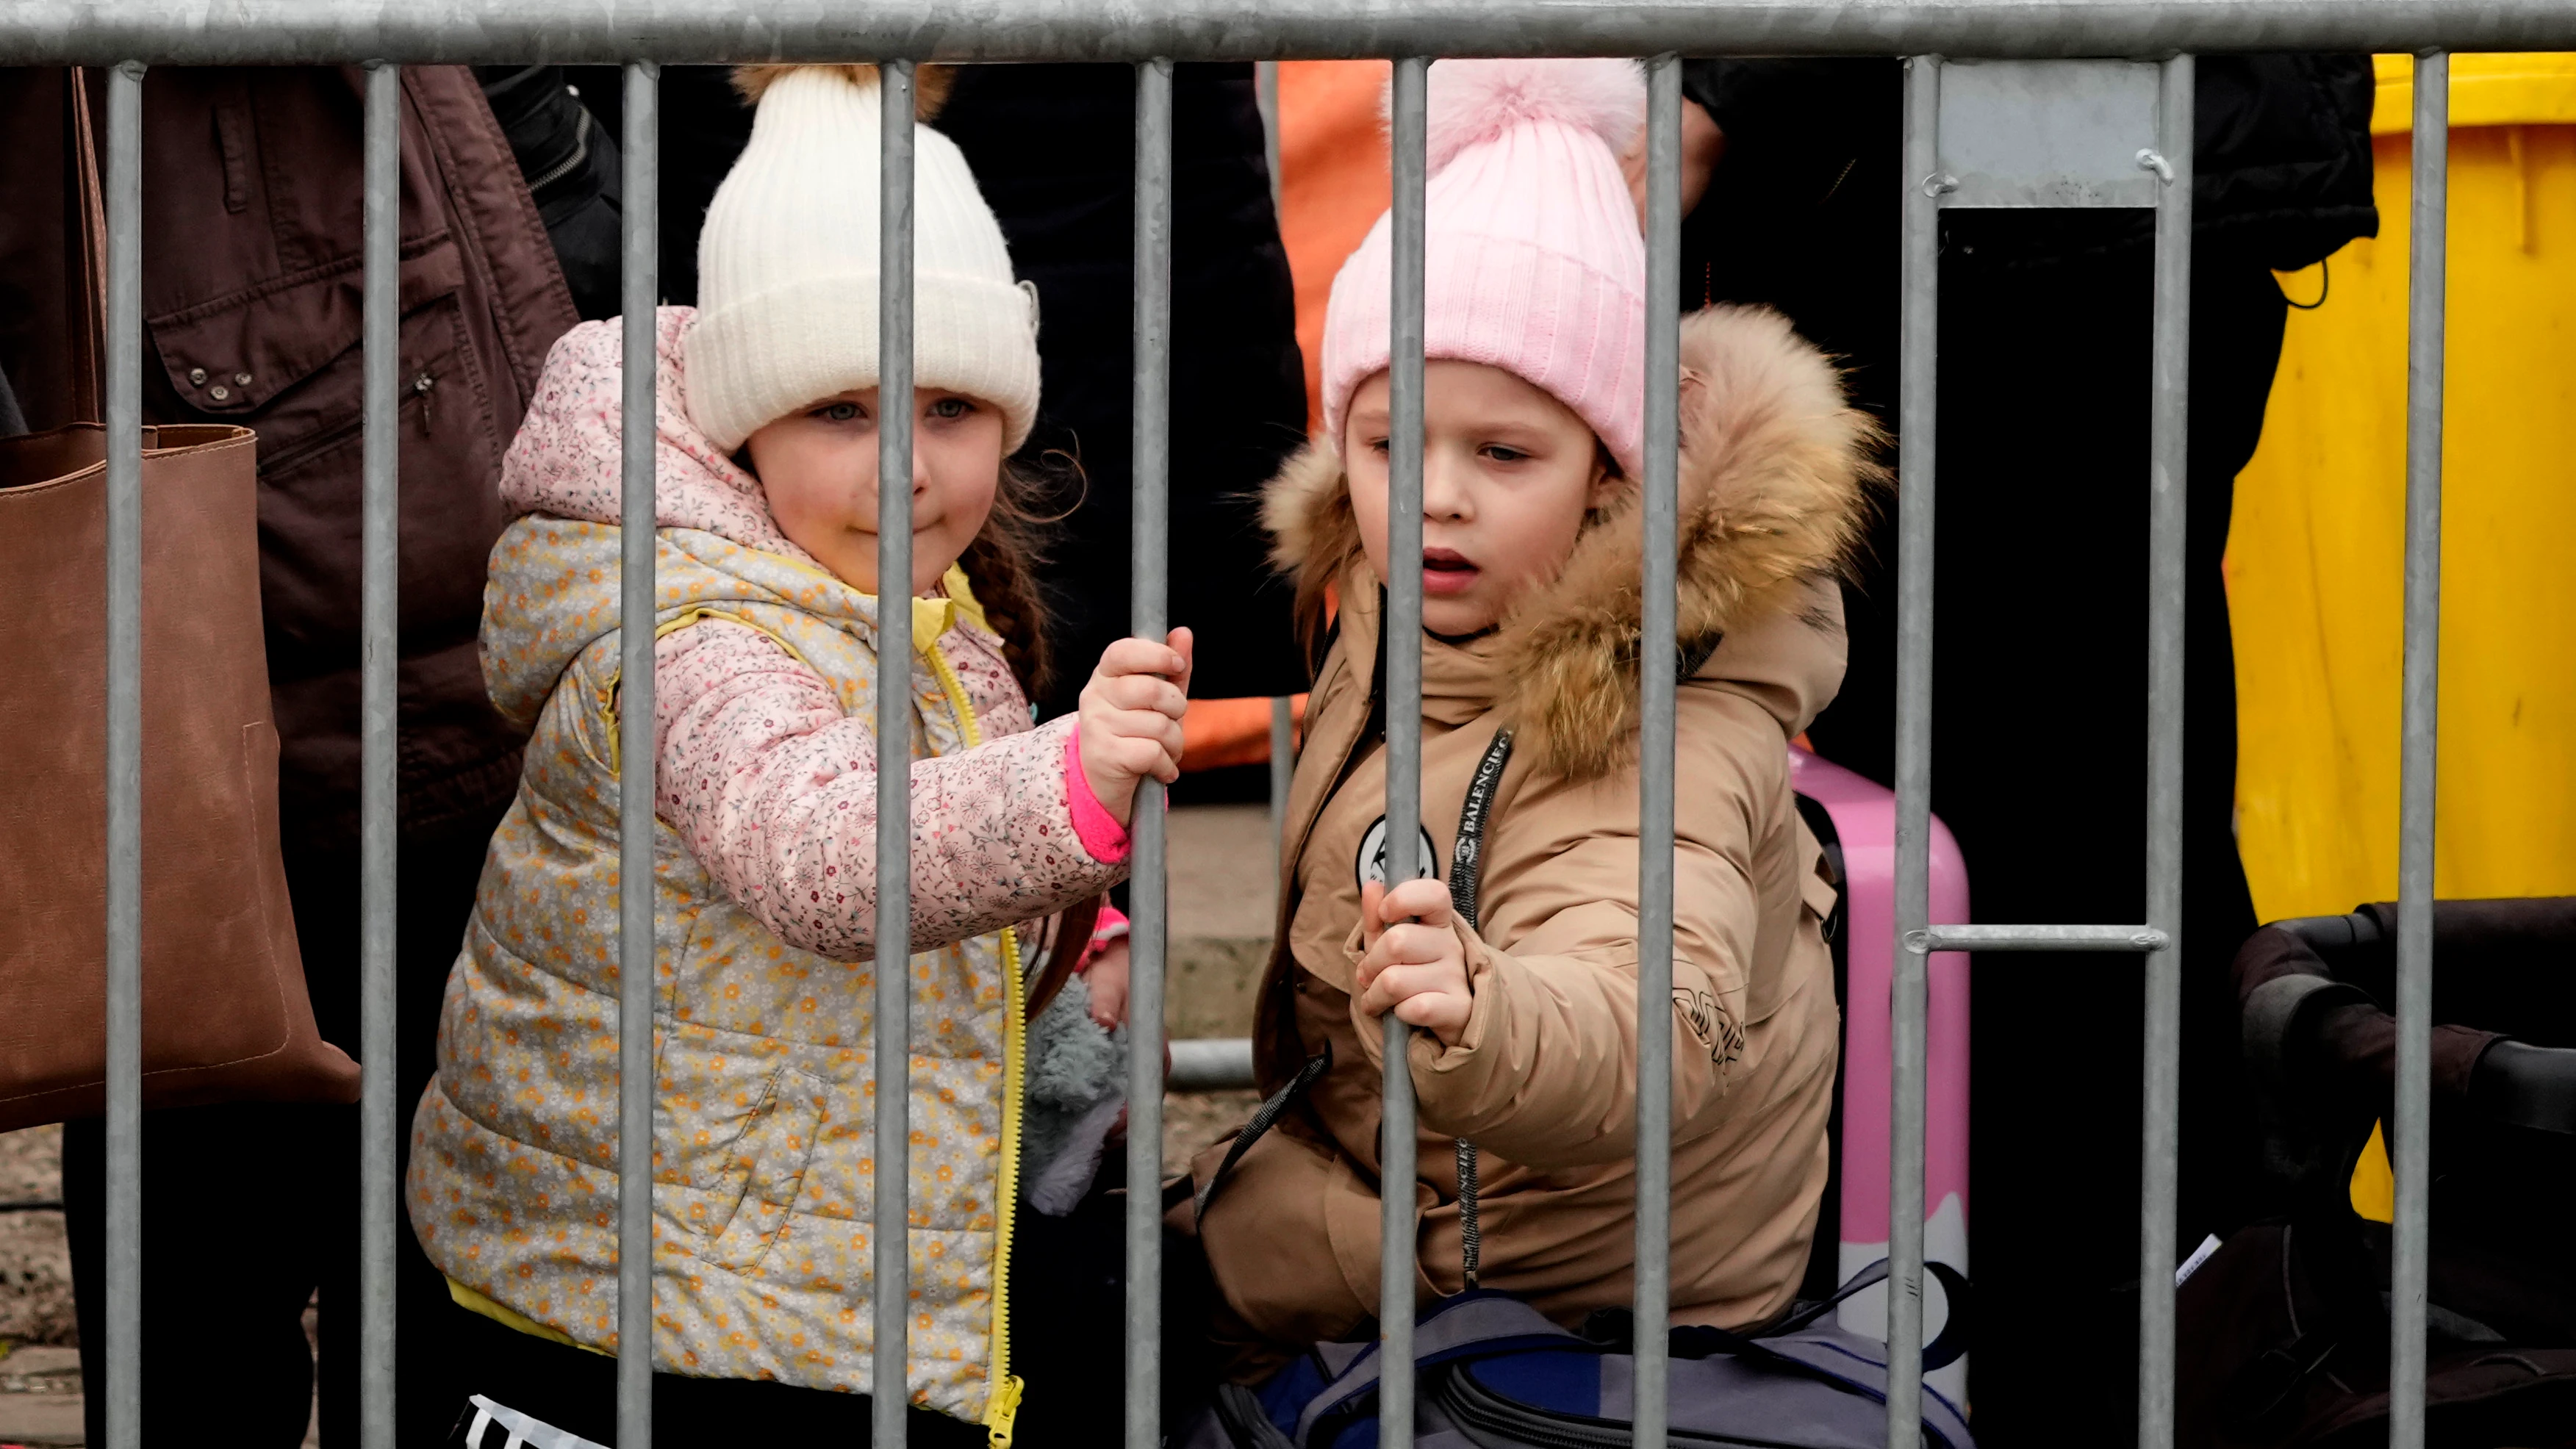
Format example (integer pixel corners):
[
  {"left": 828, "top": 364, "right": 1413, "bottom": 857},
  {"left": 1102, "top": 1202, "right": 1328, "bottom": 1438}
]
[{"left": 2192, "top": 54, "right": 2379, "bottom": 271}]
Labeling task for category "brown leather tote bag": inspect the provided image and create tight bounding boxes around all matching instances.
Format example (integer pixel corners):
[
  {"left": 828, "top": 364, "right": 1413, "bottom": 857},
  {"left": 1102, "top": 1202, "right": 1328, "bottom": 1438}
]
[{"left": 0, "top": 70, "right": 359, "bottom": 1131}]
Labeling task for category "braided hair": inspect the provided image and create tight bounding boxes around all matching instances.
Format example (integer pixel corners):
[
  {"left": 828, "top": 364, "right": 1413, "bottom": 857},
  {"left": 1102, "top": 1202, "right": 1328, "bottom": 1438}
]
[{"left": 956, "top": 457, "right": 1058, "bottom": 700}]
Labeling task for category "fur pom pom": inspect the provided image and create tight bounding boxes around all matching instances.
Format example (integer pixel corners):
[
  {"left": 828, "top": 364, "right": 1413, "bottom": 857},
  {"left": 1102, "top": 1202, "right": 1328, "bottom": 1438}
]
[
  {"left": 730, "top": 62, "right": 955, "bottom": 119},
  {"left": 1414, "top": 58, "right": 1646, "bottom": 173}
]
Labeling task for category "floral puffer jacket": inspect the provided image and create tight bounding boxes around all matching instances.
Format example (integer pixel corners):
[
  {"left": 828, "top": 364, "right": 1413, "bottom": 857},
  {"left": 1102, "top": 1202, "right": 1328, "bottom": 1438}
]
[{"left": 406, "top": 308, "right": 1127, "bottom": 1433}]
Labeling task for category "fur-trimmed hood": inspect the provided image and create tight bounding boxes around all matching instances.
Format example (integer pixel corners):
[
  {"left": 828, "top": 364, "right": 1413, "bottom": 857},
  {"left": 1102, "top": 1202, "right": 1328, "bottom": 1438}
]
[{"left": 1263, "top": 303, "right": 1884, "bottom": 780}]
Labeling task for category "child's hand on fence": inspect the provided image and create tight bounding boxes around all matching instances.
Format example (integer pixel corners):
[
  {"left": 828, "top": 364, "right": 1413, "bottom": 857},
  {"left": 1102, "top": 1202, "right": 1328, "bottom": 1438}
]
[
  {"left": 1077, "top": 628, "right": 1194, "bottom": 827},
  {"left": 1355, "top": 877, "right": 1473, "bottom": 1046},
  {"left": 1083, "top": 939, "right": 1130, "bottom": 1029}
]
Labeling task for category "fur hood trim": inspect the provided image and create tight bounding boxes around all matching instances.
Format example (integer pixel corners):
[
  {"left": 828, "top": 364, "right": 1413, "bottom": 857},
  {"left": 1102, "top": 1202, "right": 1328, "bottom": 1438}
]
[{"left": 1264, "top": 303, "right": 1884, "bottom": 781}]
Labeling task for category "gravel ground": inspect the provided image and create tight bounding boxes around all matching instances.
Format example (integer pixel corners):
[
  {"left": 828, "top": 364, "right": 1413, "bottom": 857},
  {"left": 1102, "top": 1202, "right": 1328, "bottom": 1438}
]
[
  {"left": 0, "top": 1125, "right": 73, "bottom": 1348},
  {"left": 1163, "top": 1089, "right": 1261, "bottom": 1181}
]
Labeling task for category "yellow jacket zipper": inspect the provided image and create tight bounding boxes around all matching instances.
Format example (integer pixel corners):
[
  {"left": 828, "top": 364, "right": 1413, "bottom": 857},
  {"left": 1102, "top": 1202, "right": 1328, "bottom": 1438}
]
[
  {"left": 923, "top": 638, "right": 1030, "bottom": 1448},
  {"left": 593, "top": 566, "right": 1027, "bottom": 1432}
]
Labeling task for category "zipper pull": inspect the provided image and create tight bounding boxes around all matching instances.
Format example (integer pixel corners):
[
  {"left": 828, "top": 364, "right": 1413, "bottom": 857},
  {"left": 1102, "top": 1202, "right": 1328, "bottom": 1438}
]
[{"left": 983, "top": 1372, "right": 1025, "bottom": 1448}]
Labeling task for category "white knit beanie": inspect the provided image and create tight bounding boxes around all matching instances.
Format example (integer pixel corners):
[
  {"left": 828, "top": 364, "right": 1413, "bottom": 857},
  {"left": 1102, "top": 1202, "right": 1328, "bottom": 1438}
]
[{"left": 684, "top": 65, "right": 1041, "bottom": 454}]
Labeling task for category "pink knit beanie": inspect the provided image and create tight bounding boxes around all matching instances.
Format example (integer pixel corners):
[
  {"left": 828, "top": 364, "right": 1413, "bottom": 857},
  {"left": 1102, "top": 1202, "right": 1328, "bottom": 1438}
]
[{"left": 1321, "top": 58, "right": 1648, "bottom": 478}]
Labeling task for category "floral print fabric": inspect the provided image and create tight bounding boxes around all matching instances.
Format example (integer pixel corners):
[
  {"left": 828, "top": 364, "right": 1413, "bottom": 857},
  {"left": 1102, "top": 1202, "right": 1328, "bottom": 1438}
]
[{"left": 408, "top": 310, "right": 1124, "bottom": 1420}]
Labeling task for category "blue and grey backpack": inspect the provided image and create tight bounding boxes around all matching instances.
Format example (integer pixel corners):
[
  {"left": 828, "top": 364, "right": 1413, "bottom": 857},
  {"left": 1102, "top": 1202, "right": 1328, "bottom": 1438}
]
[{"left": 1183, "top": 1259, "right": 1973, "bottom": 1449}]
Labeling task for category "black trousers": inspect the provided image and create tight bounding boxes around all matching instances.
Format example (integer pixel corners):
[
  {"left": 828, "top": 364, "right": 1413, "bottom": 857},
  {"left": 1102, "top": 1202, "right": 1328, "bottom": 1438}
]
[
  {"left": 419, "top": 1159, "right": 1190, "bottom": 1446},
  {"left": 434, "top": 1304, "right": 989, "bottom": 1448},
  {"left": 64, "top": 801, "right": 507, "bottom": 1448},
  {"left": 1803, "top": 229, "right": 2286, "bottom": 1444}
]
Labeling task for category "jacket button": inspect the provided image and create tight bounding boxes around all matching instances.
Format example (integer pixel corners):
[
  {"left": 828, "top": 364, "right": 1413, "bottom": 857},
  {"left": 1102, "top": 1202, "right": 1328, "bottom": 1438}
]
[
  {"left": 187, "top": 367, "right": 207, "bottom": 386},
  {"left": 208, "top": 384, "right": 231, "bottom": 402},
  {"left": 233, "top": 372, "right": 253, "bottom": 386},
  {"left": 413, "top": 373, "right": 436, "bottom": 394}
]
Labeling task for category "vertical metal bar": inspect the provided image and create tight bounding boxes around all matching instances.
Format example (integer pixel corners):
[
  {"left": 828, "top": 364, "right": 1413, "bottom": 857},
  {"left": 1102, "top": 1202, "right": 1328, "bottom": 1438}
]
[
  {"left": 1379, "top": 52, "right": 1428, "bottom": 1449},
  {"left": 616, "top": 57, "right": 660, "bottom": 1449},
  {"left": 1127, "top": 54, "right": 1174, "bottom": 1449},
  {"left": 1270, "top": 696, "right": 1294, "bottom": 875},
  {"left": 1255, "top": 60, "right": 1282, "bottom": 215},
  {"left": 1632, "top": 51, "right": 1685, "bottom": 1449},
  {"left": 1887, "top": 53, "right": 1941, "bottom": 1449},
  {"left": 2138, "top": 51, "right": 2195, "bottom": 1449},
  {"left": 101, "top": 57, "right": 144, "bottom": 1449},
  {"left": 874, "top": 55, "right": 916, "bottom": 1449},
  {"left": 359, "top": 58, "right": 402, "bottom": 1449},
  {"left": 2390, "top": 46, "right": 2447, "bottom": 1449}
]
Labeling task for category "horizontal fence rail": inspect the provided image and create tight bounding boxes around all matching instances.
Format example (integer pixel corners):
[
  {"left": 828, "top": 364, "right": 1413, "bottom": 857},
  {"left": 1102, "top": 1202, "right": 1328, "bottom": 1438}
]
[
  {"left": 1907, "top": 924, "right": 2171, "bottom": 952},
  {"left": 35, "top": 7, "right": 2471, "bottom": 1448},
  {"left": 8, "top": 0, "right": 2576, "bottom": 65}
]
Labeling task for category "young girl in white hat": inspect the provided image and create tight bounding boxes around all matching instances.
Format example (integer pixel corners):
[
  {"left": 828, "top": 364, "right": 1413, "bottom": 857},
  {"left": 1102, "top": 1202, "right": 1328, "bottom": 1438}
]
[{"left": 409, "top": 63, "right": 1174, "bottom": 1444}]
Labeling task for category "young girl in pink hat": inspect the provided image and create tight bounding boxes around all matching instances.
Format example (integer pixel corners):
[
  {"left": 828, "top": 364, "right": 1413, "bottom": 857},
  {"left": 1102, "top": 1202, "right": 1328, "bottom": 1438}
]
[{"left": 1181, "top": 57, "right": 1884, "bottom": 1375}]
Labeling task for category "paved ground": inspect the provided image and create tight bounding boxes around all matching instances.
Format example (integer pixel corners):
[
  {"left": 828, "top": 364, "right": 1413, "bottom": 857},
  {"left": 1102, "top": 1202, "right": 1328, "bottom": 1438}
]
[
  {"left": 1158, "top": 802, "right": 1274, "bottom": 1173},
  {"left": 0, "top": 1121, "right": 78, "bottom": 1447},
  {"left": 0, "top": 1125, "right": 71, "bottom": 1349},
  {"left": 0, "top": 1342, "right": 80, "bottom": 1448},
  {"left": 1164, "top": 802, "right": 1280, "bottom": 1040}
]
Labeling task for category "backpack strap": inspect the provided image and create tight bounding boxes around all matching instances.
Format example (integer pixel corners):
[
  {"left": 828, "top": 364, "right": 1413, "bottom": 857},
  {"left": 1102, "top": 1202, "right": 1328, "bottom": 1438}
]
[
  {"left": 1194, "top": 719, "right": 1518, "bottom": 1232},
  {"left": 63, "top": 67, "right": 110, "bottom": 423},
  {"left": 1192, "top": 1041, "right": 1334, "bottom": 1223},
  {"left": 1669, "top": 1259, "right": 1973, "bottom": 1373},
  {"left": 1441, "top": 632, "right": 1723, "bottom": 1286},
  {"left": 1442, "top": 722, "right": 1515, "bottom": 1287}
]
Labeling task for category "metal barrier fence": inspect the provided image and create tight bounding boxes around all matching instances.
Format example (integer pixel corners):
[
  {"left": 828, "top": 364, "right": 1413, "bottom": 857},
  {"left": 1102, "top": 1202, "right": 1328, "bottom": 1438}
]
[{"left": 9, "top": 1, "right": 2548, "bottom": 1445}]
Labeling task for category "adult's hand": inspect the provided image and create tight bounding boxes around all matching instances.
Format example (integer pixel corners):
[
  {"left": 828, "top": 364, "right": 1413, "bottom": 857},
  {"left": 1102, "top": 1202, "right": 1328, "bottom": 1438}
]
[{"left": 1621, "top": 99, "right": 1725, "bottom": 226}]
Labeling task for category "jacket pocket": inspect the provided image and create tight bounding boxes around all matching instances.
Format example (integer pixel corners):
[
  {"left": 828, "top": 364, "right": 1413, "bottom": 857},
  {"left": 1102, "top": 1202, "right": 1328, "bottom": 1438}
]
[
  {"left": 697, "top": 1063, "right": 827, "bottom": 1274},
  {"left": 150, "top": 237, "right": 464, "bottom": 423}
]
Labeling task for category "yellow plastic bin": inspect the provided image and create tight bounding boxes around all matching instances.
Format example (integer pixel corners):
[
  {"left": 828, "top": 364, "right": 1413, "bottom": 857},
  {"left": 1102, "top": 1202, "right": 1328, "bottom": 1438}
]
[{"left": 2228, "top": 54, "right": 2576, "bottom": 927}]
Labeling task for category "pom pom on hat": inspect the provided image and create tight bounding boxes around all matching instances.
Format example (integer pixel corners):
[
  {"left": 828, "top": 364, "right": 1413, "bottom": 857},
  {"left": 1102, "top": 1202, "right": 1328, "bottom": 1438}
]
[
  {"left": 1419, "top": 58, "right": 1646, "bottom": 175},
  {"left": 731, "top": 62, "right": 957, "bottom": 118},
  {"left": 685, "top": 64, "right": 1039, "bottom": 454},
  {"left": 1323, "top": 57, "right": 1650, "bottom": 478}
]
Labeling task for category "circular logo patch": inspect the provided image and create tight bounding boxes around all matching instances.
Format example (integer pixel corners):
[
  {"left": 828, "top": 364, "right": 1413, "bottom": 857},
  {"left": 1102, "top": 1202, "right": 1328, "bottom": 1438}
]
[{"left": 1355, "top": 815, "right": 1441, "bottom": 891}]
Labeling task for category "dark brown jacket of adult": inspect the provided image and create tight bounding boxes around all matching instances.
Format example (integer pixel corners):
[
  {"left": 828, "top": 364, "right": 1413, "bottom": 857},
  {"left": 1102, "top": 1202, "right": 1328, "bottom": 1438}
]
[{"left": 0, "top": 66, "right": 579, "bottom": 852}]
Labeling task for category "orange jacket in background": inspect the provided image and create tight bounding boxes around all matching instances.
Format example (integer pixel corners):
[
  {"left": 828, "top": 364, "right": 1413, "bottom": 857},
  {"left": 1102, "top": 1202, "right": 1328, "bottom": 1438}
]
[
  {"left": 1183, "top": 61, "right": 1382, "bottom": 770},
  {"left": 1277, "top": 61, "right": 1391, "bottom": 440}
]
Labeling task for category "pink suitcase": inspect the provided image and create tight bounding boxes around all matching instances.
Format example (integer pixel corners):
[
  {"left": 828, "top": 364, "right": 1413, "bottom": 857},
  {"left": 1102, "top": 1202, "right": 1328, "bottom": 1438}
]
[{"left": 1787, "top": 744, "right": 1972, "bottom": 1404}]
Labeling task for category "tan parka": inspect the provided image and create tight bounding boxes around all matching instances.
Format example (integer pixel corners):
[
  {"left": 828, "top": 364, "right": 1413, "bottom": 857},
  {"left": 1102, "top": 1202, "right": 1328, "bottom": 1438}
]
[{"left": 1186, "top": 306, "right": 1882, "bottom": 1373}]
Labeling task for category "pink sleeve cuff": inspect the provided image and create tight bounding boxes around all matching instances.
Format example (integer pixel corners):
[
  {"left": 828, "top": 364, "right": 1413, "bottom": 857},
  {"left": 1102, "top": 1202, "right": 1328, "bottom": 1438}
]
[
  {"left": 1063, "top": 728, "right": 1133, "bottom": 865},
  {"left": 1077, "top": 903, "right": 1131, "bottom": 974},
  {"left": 1090, "top": 904, "right": 1131, "bottom": 948}
]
